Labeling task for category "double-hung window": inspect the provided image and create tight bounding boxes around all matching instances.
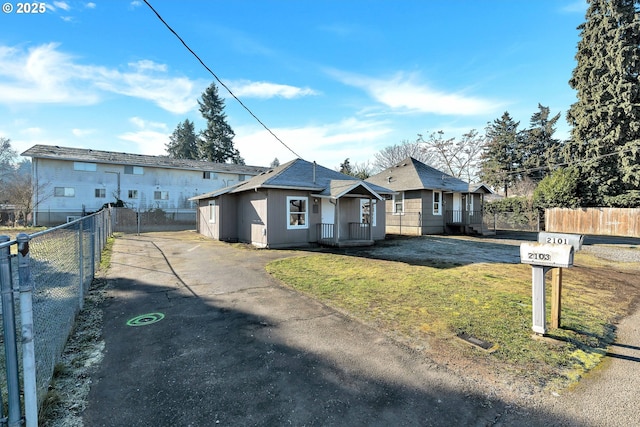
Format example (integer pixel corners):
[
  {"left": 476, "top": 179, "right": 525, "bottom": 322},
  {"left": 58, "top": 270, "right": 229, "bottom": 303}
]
[
  {"left": 287, "top": 196, "right": 308, "bottom": 229},
  {"left": 393, "top": 192, "right": 404, "bottom": 215}
]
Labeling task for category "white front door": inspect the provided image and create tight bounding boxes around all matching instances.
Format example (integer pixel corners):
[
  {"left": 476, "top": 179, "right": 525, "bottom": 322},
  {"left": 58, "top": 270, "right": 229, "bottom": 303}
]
[
  {"left": 321, "top": 198, "right": 335, "bottom": 238},
  {"left": 453, "top": 193, "right": 462, "bottom": 223}
]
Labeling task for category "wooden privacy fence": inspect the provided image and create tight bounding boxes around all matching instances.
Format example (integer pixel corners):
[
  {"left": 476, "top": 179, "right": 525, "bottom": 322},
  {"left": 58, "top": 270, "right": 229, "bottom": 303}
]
[{"left": 545, "top": 207, "right": 640, "bottom": 237}]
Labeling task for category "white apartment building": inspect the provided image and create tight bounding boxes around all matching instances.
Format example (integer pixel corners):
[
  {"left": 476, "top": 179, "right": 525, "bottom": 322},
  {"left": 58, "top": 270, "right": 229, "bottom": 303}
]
[{"left": 22, "top": 145, "right": 267, "bottom": 226}]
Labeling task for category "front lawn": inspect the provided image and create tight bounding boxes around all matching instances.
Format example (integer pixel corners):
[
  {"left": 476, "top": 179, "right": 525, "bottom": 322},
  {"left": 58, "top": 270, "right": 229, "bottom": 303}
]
[{"left": 266, "top": 251, "right": 638, "bottom": 390}]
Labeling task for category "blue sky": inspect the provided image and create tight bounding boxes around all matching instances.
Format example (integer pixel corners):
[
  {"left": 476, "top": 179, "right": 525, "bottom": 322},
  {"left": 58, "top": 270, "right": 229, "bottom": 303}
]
[{"left": 1, "top": 0, "right": 587, "bottom": 169}]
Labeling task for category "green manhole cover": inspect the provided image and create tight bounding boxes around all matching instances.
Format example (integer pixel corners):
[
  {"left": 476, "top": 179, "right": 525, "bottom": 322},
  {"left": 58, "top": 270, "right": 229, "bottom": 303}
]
[{"left": 127, "top": 312, "right": 165, "bottom": 327}]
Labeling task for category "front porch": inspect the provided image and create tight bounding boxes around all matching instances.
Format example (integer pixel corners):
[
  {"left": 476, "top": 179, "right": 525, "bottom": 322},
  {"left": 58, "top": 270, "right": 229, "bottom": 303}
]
[
  {"left": 316, "top": 222, "right": 374, "bottom": 247},
  {"left": 446, "top": 210, "right": 492, "bottom": 235}
]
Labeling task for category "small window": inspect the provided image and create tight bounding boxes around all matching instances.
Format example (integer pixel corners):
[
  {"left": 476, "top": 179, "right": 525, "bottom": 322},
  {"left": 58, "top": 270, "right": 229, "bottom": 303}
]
[
  {"left": 95, "top": 188, "right": 106, "bottom": 198},
  {"left": 203, "top": 171, "right": 218, "bottom": 180},
  {"left": 433, "top": 191, "right": 442, "bottom": 215},
  {"left": 73, "top": 162, "right": 97, "bottom": 171},
  {"left": 54, "top": 187, "right": 75, "bottom": 197},
  {"left": 208, "top": 200, "right": 216, "bottom": 223},
  {"left": 124, "top": 165, "right": 144, "bottom": 175},
  {"left": 287, "top": 196, "right": 308, "bottom": 229},
  {"left": 393, "top": 192, "right": 404, "bottom": 215},
  {"left": 154, "top": 191, "right": 169, "bottom": 200},
  {"left": 239, "top": 174, "right": 247, "bottom": 181},
  {"left": 128, "top": 190, "right": 138, "bottom": 199}
]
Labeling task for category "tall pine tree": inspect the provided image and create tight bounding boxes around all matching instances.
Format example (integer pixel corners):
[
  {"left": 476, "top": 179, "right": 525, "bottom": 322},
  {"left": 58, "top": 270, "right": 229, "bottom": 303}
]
[
  {"left": 521, "top": 104, "right": 562, "bottom": 182},
  {"left": 480, "top": 112, "right": 521, "bottom": 196},
  {"left": 198, "top": 83, "right": 244, "bottom": 164},
  {"left": 166, "top": 119, "right": 199, "bottom": 160},
  {"left": 566, "top": 0, "right": 640, "bottom": 205}
]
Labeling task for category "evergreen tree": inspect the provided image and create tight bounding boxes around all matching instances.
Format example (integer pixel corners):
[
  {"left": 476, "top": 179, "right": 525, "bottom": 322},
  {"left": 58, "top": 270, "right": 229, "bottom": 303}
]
[
  {"left": 479, "top": 112, "right": 521, "bottom": 196},
  {"left": 198, "top": 83, "right": 244, "bottom": 164},
  {"left": 339, "top": 158, "right": 353, "bottom": 175},
  {"left": 566, "top": 0, "right": 640, "bottom": 205},
  {"left": 166, "top": 119, "right": 199, "bottom": 160},
  {"left": 521, "top": 104, "right": 562, "bottom": 182}
]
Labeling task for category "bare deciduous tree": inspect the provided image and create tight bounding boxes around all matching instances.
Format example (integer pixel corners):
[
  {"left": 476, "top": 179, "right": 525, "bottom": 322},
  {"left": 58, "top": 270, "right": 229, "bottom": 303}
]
[
  {"left": 418, "top": 129, "right": 486, "bottom": 182},
  {"left": 372, "top": 139, "right": 437, "bottom": 172}
]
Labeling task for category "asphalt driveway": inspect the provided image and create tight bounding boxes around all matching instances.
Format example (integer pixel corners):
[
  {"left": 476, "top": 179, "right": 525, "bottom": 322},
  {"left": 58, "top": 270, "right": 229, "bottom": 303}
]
[{"left": 81, "top": 231, "right": 640, "bottom": 426}]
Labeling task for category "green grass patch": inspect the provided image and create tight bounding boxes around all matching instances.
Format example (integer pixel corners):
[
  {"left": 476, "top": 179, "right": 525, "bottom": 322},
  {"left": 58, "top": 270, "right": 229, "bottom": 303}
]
[{"left": 266, "top": 252, "right": 637, "bottom": 389}]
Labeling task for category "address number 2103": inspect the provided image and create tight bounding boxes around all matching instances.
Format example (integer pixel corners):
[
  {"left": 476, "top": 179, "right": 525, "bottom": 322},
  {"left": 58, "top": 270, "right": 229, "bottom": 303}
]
[{"left": 527, "top": 252, "right": 551, "bottom": 261}]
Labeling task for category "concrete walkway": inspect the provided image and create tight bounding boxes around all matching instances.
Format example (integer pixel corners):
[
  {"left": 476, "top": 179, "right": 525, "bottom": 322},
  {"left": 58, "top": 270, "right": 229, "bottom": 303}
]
[{"left": 82, "top": 232, "right": 639, "bottom": 426}]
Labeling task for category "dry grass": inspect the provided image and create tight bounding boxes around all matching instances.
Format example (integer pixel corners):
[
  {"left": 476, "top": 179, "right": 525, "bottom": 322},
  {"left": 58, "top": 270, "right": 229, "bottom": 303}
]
[{"left": 266, "top": 250, "right": 639, "bottom": 391}]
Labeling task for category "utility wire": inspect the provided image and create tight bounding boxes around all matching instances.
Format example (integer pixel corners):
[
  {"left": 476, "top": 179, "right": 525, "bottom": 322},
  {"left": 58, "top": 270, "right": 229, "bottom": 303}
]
[
  {"left": 142, "top": 0, "right": 303, "bottom": 159},
  {"left": 481, "top": 145, "right": 638, "bottom": 179}
]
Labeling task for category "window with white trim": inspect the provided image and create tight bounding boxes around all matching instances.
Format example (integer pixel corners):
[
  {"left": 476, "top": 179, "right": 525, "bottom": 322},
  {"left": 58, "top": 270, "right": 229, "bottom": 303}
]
[
  {"left": 124, "top": 165, "right": 144, "bottom": 175},
  {"left": 73, "top": 162, "right": 97, "bottom": 171},
  {"left": 433, "top": 191, "right": 442, "bottom": 215},
  {"left": 54, "top": 187, "right": 75, "bottom": 197},
  {"left": 154, "top": 191, "right": 169, "bottom": 200},
  {"left": 360, "top": 199, "right": 377, "bottom": 226},
  {"left": 128, "top": 190, "right": 138, "bottom": 199},
  {"left": 95, "top": 188, "right": 106, "bottom": 198},
  {"left": 392, "top": 192, "right": 404, "bottom": 214},
  {"left": 287, "top": 196, "right": 308, "bottom": 229},
  {"left": 208, "top": 200, "right": 216, "bottom": 223}
]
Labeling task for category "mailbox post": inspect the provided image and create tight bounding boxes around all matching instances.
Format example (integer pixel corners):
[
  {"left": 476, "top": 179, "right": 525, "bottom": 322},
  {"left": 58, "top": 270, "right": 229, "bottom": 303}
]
[
  {"left": 537, "top": 233, "right": 584, "bottom": 328},
  {"left": 520, "top": 242, "right": 574, "bottom": 335}
]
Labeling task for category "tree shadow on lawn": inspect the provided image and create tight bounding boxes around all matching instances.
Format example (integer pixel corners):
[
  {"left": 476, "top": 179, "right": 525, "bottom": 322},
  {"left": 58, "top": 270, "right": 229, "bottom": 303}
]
[
  {"left": 320, "top": 234, "right": 524, "bottom": 269},
  {"left": 78, "top": 275, "right": 579, "bottom": 427}
]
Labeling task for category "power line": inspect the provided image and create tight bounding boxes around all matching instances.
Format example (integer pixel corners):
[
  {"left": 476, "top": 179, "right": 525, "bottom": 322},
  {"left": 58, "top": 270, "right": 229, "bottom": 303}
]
[
  {"left": 485, "top": 145, "right": 638, "bottom": 179},
  {"left": 142, "top": 0, "right": 302, "bottom": 159}
]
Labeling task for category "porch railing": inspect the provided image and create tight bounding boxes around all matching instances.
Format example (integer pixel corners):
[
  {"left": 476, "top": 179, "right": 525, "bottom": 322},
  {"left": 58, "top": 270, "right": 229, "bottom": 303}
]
[
  {"left": 348, "top": 222, "right": 371, "bottom": 240},
  {"left": 316, "top": 222, "right": 372, "bottom": 245},
  {"left": 446, "top": 210, "right": 483, "bottom": 225}
]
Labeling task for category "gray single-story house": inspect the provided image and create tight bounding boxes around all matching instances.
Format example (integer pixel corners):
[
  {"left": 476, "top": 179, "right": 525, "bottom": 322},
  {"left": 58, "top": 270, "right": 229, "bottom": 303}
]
[
  {"left": 190, "top": 158, "right": 395, "bottom": 248},
  {"left": 366, "top": 157, "right": 493, "bottom": 235}
]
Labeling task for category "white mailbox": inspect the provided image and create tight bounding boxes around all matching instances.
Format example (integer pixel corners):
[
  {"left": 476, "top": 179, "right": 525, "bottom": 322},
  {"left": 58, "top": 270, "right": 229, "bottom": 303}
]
[
  {"left": 538, "top": 232, "right": 584, "bottom": 252},
  {"left": 520, "top": 242, "right": 574, "bottom": 268}
]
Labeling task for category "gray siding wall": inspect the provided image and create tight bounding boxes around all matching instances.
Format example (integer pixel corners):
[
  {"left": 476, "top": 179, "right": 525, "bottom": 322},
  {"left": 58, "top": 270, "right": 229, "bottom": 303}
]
[
  {"left": 237, "top": 191, "right": 267, "bottom": 246},
  {"left": 265, "top": 190, "right": 315, "bottom": 248}
]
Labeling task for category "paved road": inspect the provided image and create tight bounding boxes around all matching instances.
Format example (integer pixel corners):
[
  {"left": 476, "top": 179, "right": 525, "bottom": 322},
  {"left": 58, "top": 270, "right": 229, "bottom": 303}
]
[{"left": 82, "top": 231, "right": 639, "bottom": 426}]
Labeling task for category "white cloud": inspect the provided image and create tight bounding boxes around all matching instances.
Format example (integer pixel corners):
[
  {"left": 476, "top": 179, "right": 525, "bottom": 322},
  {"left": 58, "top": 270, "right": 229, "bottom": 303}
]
[
  {"left": 0, "top": 43, "right": 206, "bottom": 114},
  {"left": 128, "top": 117, "right": 168, "bottom": 131},
  {"left": 229, "top": 80, "right": 318, "bottom": 99},
  {"left": 72, "top": 128, "right": 95, "bottom": 137},
  {"left": 53, "top": 1, "right": 71, "bottom": 11},
  {"left": 85, "top": 2, "right": 96, "bottom": 9},
  {"left": 118, "top": 130, "right": 169, "bottom": 156},
  {"left": 330, "top": 70, "right": 497, "bottom": 116},
  {"left": 129, "top": 1, "right": 142, "bottom": 9},
  {"left": 20, "top": 127, "right": 44, "bottom": 137},
  {"left": 234, "top": 118, "right": 392, "bottom": 167}
]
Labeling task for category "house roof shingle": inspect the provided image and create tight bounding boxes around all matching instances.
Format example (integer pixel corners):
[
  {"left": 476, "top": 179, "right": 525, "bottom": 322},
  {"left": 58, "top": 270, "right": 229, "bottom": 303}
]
[
  {"left": 191, "top": 158, "right": 394, "bottom": 200},
  {"left": 366, "top": 157, "right": 490, "bottom": 193},
  {"left": 21, "top": 144, "right": 268, "bottom": 175}
]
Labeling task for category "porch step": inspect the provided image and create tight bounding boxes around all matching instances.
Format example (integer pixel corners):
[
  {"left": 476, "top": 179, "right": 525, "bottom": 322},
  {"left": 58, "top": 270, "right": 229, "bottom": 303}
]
[{"left": 318, "top": 240, "right": 374, "bottom": 248}]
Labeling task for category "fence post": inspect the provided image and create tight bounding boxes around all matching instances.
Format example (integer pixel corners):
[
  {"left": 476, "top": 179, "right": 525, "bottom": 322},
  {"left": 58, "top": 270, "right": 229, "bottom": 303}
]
[
  {"left": 0, "top": 236, "right": 22, "bottom": 427},
  {"left": 78, "top": 219, "right": 84, "bottom": 310},
  {"left": 16, "top": 234, "right": 38, "bottom": 427}
]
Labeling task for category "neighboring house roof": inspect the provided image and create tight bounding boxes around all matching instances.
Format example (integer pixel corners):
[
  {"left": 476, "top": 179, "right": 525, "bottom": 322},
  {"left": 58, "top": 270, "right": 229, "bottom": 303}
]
[
  {"left": 366, "top": 157, "right": 487, "bottom": 193},
  {"left": 21, "top": 144, "right": 268, "bottom": 175},
  {"left": 191, "top": 158, "right": 394, "bottom": 201}
]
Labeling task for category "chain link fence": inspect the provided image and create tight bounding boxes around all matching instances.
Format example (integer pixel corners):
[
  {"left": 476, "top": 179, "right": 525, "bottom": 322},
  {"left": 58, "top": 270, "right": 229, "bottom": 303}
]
[
  {"left": 0, "top": 209, "right": 112, "bottom": 426},
  {"left": 112, "top": 207, "right": 196, "bottom": 233},
  {"left": 483, "top": 211, "right": 542, "bottom": 233}
]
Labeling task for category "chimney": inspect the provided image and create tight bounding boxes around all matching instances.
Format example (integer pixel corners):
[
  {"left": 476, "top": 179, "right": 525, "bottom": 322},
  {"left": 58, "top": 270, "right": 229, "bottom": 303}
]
[{"left": 313, "top": 161, "right": 316, "bottom": 184}]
